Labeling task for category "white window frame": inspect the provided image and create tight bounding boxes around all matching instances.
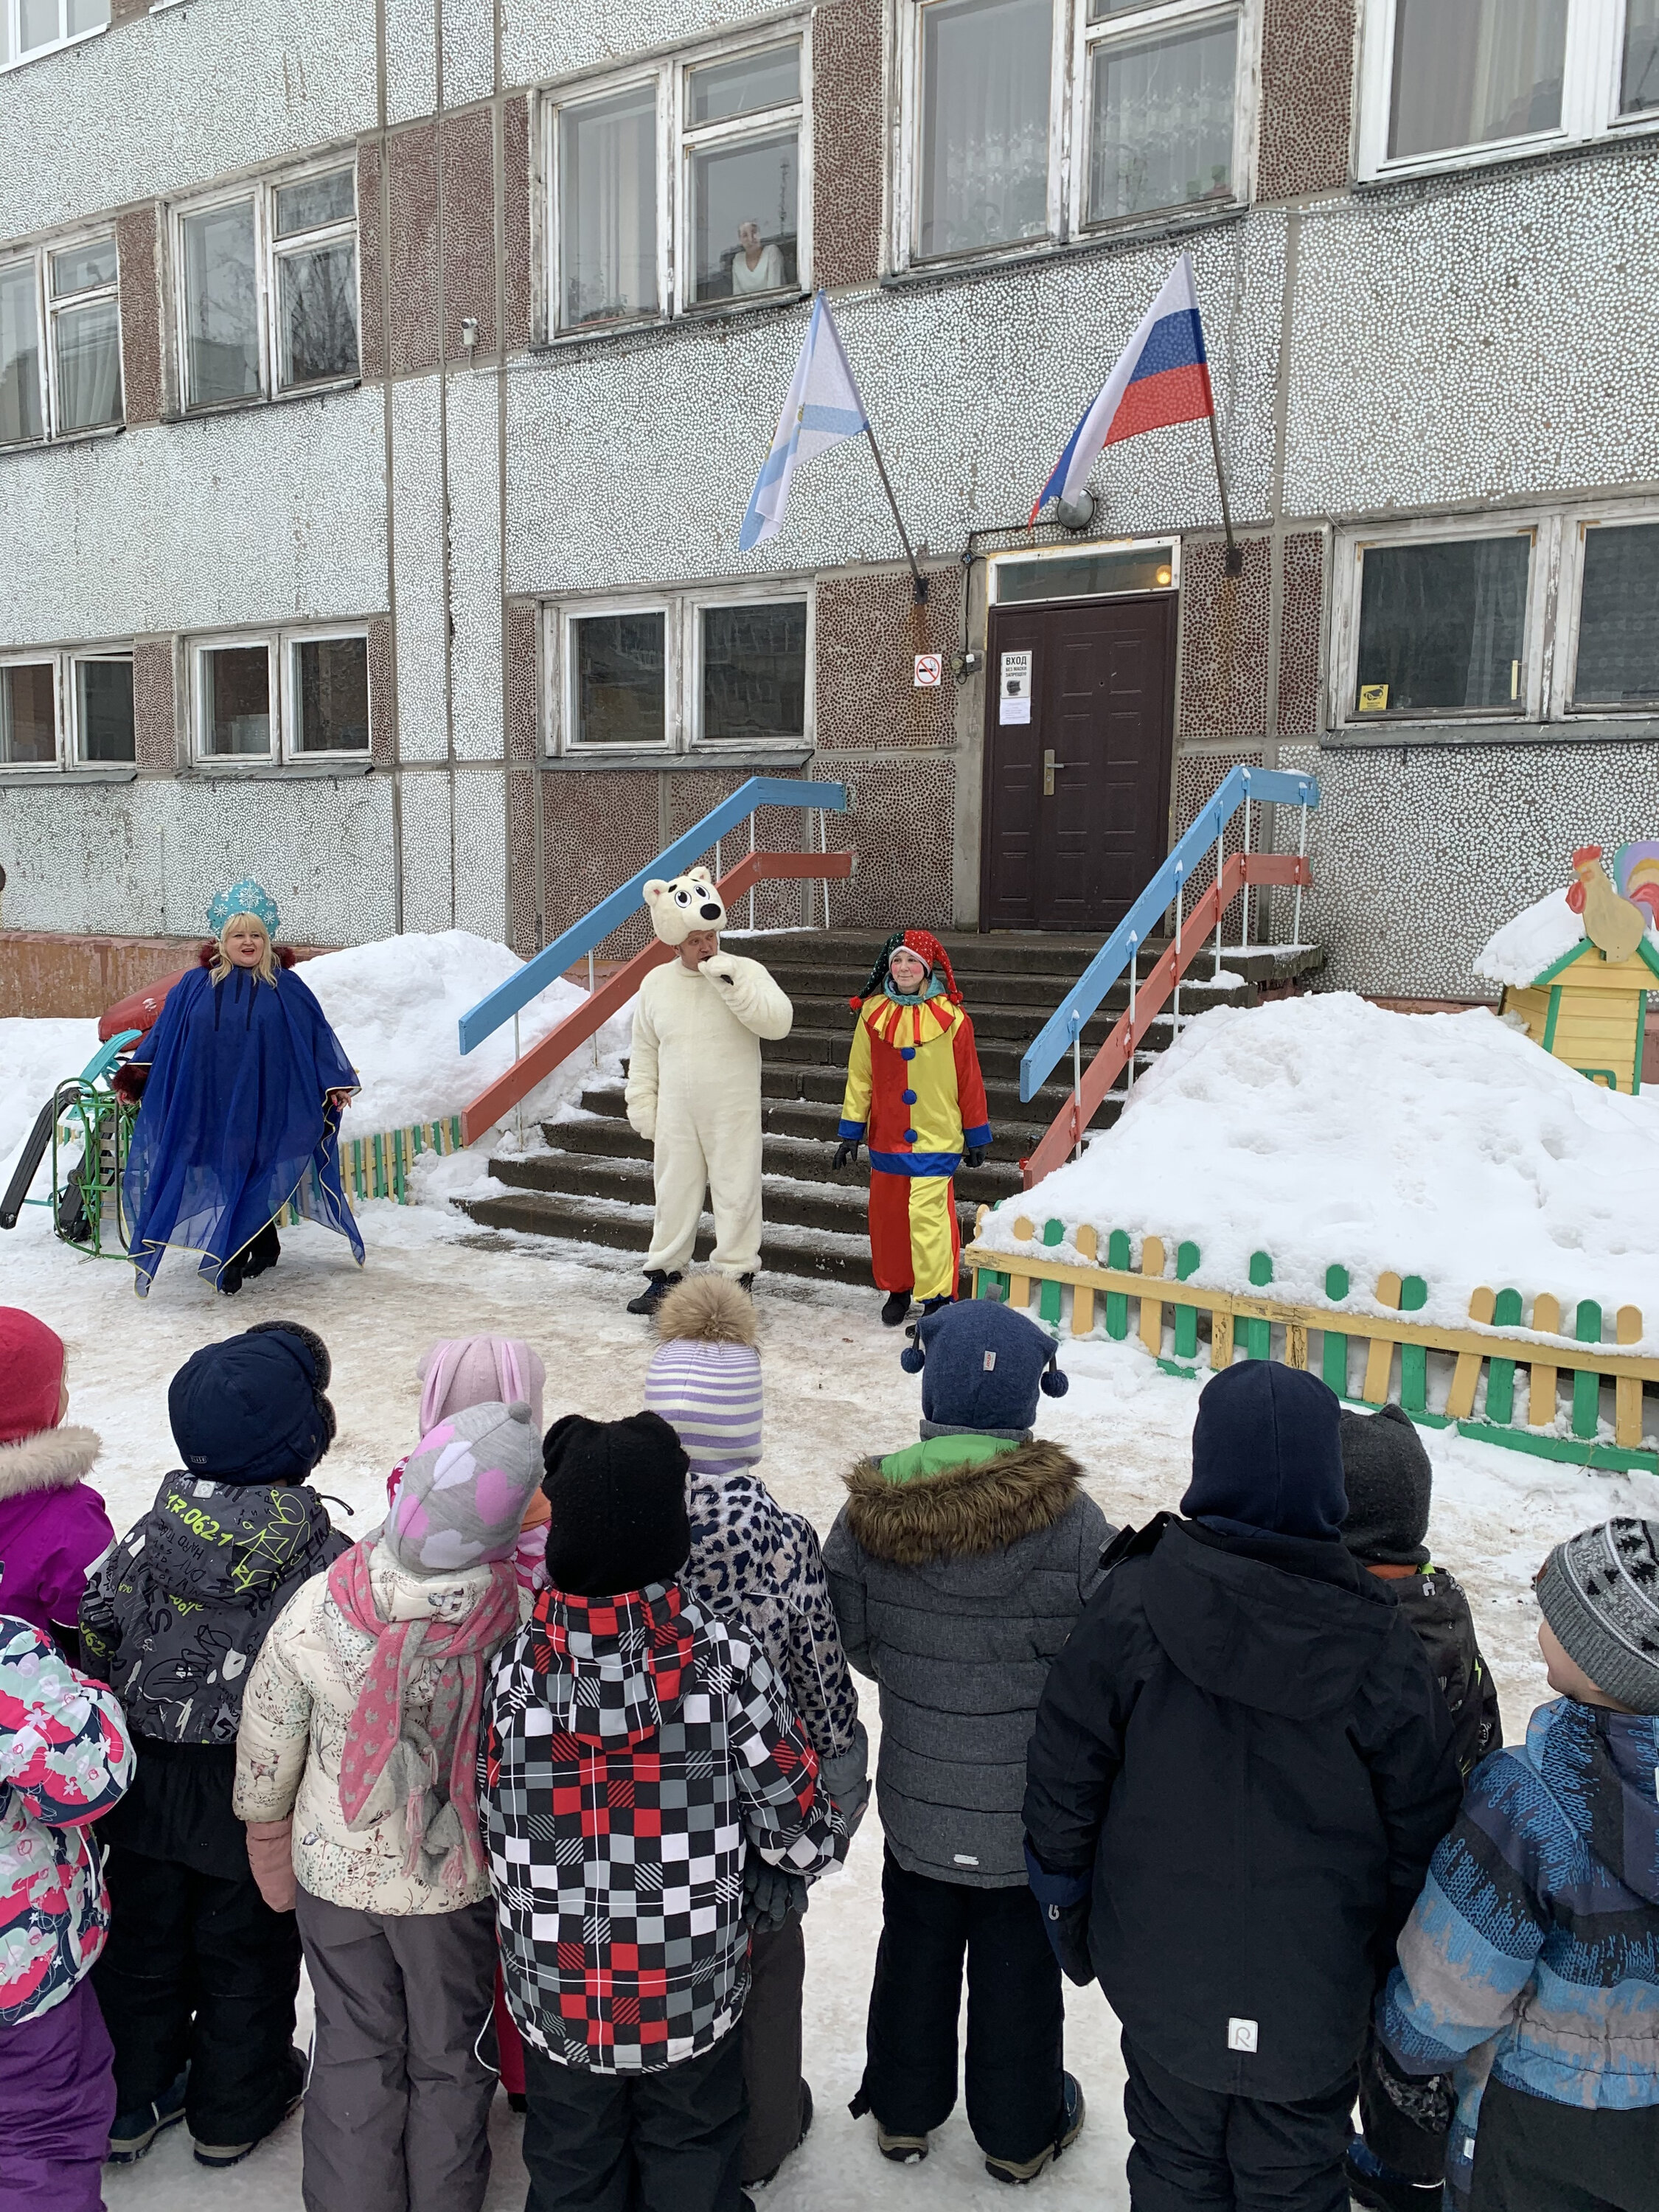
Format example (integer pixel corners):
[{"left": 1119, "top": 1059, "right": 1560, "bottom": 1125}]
[
  {"left": 0, "top": 650, "right": 63, "bottom": 769},
  {"left": 0, "top": 0, "right": 108, "bottom": 73},
  {"left": 541, "top": 21, "right": 812, "bottom": 341},
  {"left": 544, "top": 582, "right": 815, "bottom": 755},
  {"left": 1355, "top": 0, "right": 1659, "bottom": 184},
  {"left": 894, "top": 0, "right": 1256, "bottom": 276},
  {"left": 0, "top": 227, "right": 124, "bottom": 448},
  {"left": 169, "top": 154, "right": 361, "bottom": 416},
  {"left": 0, "top": 641, "right": 136, "bottom": 769},
  {"left": 189, "top": 625, "right": 371, "bottom": 763}
]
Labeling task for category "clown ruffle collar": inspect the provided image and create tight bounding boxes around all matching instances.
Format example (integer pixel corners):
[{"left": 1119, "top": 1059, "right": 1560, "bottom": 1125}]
[{"left": 859, "top": 995, "right": 961, "bottom": 1050}]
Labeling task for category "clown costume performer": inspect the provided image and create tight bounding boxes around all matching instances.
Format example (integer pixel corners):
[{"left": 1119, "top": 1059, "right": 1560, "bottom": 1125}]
[
  {"left": 117, "top": 881, "right": 362, "bottom": 1298},
  {"left": 835, "top": 932, "right": 991, "bottom": 1326}
]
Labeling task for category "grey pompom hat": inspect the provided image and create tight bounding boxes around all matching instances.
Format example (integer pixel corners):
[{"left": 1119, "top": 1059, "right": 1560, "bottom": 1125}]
[{"left": 1536, "top": 1518, "right": 1659, "bottom": 1715}]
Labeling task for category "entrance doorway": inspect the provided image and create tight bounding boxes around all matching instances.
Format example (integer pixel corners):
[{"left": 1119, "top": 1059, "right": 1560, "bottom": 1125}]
[{"left": 980, "top": 594, "right": 1177, "bottom": 932}]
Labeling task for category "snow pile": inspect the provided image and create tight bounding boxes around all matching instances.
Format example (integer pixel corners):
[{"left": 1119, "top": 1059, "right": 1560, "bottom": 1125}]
[
  {"left": 1474, "top": 886, "right": 1586, "bottom": 987},
  {"left": 0, "top": 1017, "right": 102, "bottom": 1183},
  {"left": 977, "top": 992, "right": 1659, "bottom": 1351}
]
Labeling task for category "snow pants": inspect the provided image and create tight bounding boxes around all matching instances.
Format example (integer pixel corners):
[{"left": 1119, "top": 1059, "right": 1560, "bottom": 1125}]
[
  {"left": 868, "top": 1170, "right": 959, "bottom": 1302},
  {"left": 1470, "top": 2077, "right": 1659, "bottom": 2212},
  {"left": 519, "top": 2024, "right": 748, "bottom": 2212},
  {"left": 1120, "top": 2036, "right": 1354, "bottom": 2212},
  {"left": 645, "top": 1103, "right": 763, "bottom": 1279},
  {"left": 0, "top": 1978, "right": 116, "bottom": 2212},
  {"left": 740, "top": 1910, "right": 806, "bottom": 2185},
  {"left": 294, "top": 1885, "right": 498, "bottom": 2212},
  {"left": 854, "top": 1849, "right": 1065, "bottom": 2168},
  {"left": 92, "top": 1839, "right": 302, "bottom": 2147}
]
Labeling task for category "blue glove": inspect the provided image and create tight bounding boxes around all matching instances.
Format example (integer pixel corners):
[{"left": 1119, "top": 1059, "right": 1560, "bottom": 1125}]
[{"left": 1024, "top": 1838, "right": 1095, "bottom": 1987}]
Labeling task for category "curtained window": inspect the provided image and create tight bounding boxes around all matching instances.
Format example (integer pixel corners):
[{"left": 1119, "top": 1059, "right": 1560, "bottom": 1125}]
[
  {"left": 1388, "top": 0, "right": 1568, "bottom": 158},
  {"left": 2, "top": 0, "right": 107, "bottom": 65},
  {"left": 0, "top": 260, "right": 44, "bottom": 445},
  {"left": 917, "top": 0, "right": 1052, "bottom": 260},
  {"left": 1088, "top": 13, "right": 1238, "bottom": 224},
  {"left": 49, "top": 236, "right": 122, "bottom": 434},
  {"left": 685, "top": 45, "right": 801, "bottom": 305},
  {"left": 1624, "top": 0, "right": 1659, "bottom": 111},
  {"left": 558, "top": 86, "right": 660, "bottom": 329},
  {"left": 199, "top": 644, "right": 274, "bottom": 757}
]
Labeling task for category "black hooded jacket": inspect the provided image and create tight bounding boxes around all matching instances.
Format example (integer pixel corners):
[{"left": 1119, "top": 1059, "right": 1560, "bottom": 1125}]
[{"left": 1023, "top": 1511, "right": 1463, "bottom": 2101}]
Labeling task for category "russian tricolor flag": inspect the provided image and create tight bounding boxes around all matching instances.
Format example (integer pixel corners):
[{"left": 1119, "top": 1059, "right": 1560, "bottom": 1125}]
[{"left": 1029, "top": 254, "right": 1214, "bottom": 526}]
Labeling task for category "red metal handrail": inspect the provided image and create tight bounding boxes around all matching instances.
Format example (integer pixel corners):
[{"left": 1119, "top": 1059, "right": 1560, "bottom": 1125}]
[
  {"left": 1020, "top": 850, "right": 1311, "bottom": 1190},
  {"left": 459, "top": 849, "right": 852, "bottom": 1144}
]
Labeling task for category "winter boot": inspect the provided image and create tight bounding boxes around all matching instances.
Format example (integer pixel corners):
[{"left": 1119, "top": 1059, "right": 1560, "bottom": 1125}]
[
  {"left": 242, "top": 1220, "right": 282, "bottom": 1279},
  {"left": 107, "top": 2073, "right": 189, "bottom": 2164},
  {"left": 192, "top": 2047, "right": 307, "bottom": 2168},
  {"left": 626, "top": 1270, "right": 682, "bottom": 1316},
  {"left": 918, "top": 1295, "right": 953, "bottom": 1317},
  {"left": 1343, "top": 2139, "right": 1446, "bottom": 2211},
  {"left": 880, "top": 1290, "right": 912, "bottom": 1326},
  {"left": 984, "top": 2073, "right": 1085, "bottom": 2185}
]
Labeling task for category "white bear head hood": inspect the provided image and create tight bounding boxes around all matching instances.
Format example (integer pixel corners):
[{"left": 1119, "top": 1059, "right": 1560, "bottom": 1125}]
[{"left": 644, "top": 868, "right": 728, "bottom": 946}]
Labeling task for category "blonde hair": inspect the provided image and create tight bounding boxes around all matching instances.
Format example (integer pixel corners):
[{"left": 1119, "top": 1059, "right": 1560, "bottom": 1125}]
[{"left": 210, "top": 913, "right": 278, "bottom": 986}]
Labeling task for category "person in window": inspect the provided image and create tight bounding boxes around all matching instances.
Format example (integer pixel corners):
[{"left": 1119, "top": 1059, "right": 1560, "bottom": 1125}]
[
  {"left": 731, "top": 219, "right": 785, "bottom": 296},
  {"left": 116, "top": 880, "right": 361, "bottom": 1298}
]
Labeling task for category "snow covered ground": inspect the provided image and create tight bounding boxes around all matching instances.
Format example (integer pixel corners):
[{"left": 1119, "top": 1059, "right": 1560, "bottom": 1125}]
[{"left": 3, "top": 998, "right": 1657, "bottom": 2209}]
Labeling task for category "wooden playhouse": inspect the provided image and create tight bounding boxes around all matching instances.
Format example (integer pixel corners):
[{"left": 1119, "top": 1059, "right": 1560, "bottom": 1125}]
[{"left": 1486, "top": 844, "right": 1659, "bottom": 1095}]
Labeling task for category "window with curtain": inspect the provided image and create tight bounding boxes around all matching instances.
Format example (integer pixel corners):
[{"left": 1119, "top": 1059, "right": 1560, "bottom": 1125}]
[
  {"left": 74, "top": 655, "right": 134, "bottom": 762},
  {"left": 700, "top": 601, "right": 807, "bottom": 742},
  {"left": 1573, "top": 524, "right": 1659, "bottom": 707},
  {"left": 183, "top": 201, "right": 261, "bottom": 408},
  {"left": 1087, "top": 13, "right": 1238, "bottom": 223},
  {"left": 49, "top": 237, "right": 122, "bottom": 434},
  {"left": 1353, "top": 537, "right": 1532, "bottom": 715},
  {"left": 0, "top": 662, "right": 58, "bottom": 765},
  {"left": 0, "top": 262, "right": 44, "bottom": 446},
  {"left": 1387, "top": 0, "right": 1568, "bottom": 158},
  {"left": 917, "top": 0, "right": 1053, "bottom": 260},
  {"left": 559, "top": 86, "right": 660, "bottom": 329},
  {"left": 273, "top": 170, "right": 359, "bottom": 390},
  {"left": 1, "top": 0, "right": 107, "bottom": 66},
  {"left": 685, "top": 45, "right": 801, "bottom": 305}
]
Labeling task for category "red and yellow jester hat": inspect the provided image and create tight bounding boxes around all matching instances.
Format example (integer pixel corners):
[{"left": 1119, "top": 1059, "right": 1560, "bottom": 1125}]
[{"left": 851, "top": 929, "right": 963, "bottom": 1009}]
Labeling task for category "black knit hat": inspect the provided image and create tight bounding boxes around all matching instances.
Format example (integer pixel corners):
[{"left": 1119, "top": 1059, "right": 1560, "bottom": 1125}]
[
  {"left": 541, "top": 1410, "right": 691, "bottom": 1597},
  {"left": 168, "top": 1320, "right": 336, "bottom": 1487},
  {"left": 1338, "top": 1404, "right": 1433, "bottom": 1567}
]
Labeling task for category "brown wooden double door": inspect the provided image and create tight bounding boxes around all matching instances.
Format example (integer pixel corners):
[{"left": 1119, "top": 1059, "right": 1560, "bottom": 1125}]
[{"left": 981, "top": 594, "right": 1177, "bottom": 932}]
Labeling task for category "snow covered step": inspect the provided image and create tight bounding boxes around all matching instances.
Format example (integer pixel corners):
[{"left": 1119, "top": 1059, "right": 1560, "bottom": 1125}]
[{"left": 460, "top": 1184, "right": 888, "bottom": 1286}]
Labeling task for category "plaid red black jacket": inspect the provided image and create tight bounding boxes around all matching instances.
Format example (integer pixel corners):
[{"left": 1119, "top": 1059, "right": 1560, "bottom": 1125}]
[{"left": 483, "top": 1579, "right": 842, "bottom": 2071}]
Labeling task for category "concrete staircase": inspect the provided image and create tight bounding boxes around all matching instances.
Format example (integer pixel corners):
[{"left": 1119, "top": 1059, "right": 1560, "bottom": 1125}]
[{"left": 462, "top": 930, "right": 1324, "bottom": 1288}]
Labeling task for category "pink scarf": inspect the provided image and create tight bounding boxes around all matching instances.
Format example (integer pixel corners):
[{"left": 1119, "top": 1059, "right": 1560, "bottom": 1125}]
[{"left": 328, "top": 1540, "right": 518, "bottom": 1896}]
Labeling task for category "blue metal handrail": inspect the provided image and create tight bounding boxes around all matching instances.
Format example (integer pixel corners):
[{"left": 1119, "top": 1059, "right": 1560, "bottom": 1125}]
[
  {"left": 459, "top": 776, "right": 849, "bottom": 1054},
  {"left": 1019, "top": 765, "right": 1318, "bottom": 1102}
]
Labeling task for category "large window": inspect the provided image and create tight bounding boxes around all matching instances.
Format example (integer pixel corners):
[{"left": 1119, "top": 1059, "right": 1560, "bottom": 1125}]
[
  {"left": 546, "top": 29, "right": 807, "bottom": 334},
  {"left": 1332, "top": 507, "right": 1659, "bottom": 733},
  {"left": 0, "top": 646, "right": 134, "bottom": 768},
  {"left": 0, "top": 0, "right": 107, "bottom": 69},
  {"left": 547, "top": 589, "right": 812, "bottom": 754},
  {"left": 902, "top": 0, "right": 1248, "bottom": 268},
  {"left": 1359, "top": 0, "right": 1659, "bottom": 178},
  {"left": 0, "top": 232, "right": 123, "bottom": 448},
  {"left": 174, "top": 162, "right": 359, "bottom": 412},
  {"left": 191, "top": 628, "right": 369, "bottom": 762}
]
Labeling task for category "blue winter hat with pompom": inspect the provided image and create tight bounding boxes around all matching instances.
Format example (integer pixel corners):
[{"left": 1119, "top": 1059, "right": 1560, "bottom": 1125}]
[
  {"left": 900, "top": 1298, "right": 1068, "bottom": 1435},
  {"left": 208, "top": 879, "right": 280, "bottom": 936}
]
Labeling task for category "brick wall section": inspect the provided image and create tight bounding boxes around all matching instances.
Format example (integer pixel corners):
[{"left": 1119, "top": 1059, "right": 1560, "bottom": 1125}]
[
  {"left": 131, "top": 637, "right": 177, "bottom": 771},
  {"left": 812, "top": 0, "right": 885, "bottom": 288},
  {"left": 504, "top": 600, "right": 538, "bottom": 762},
  {"left": 367, "top": 614, "right": 395, "bottom": 765},
  {"left": 1277, "top": 530, "right": 1325, "bottom": 737},
  {"left": 357, "top": 140, "right": 386, "bottom": 380},
  {"left": 502, "top": 94, "right": 533, "bottom": 352},
  {"left": 1178, "top": 535, "right": 1272, "bottom": 742},
  {"left": 441, "top": 105, "right": 497, "bottom": 360},
  {"left": 507, "top": 768, "right": 537, "bottom": 954},
  {"left": 1256, "top": 0, "right": 1356, "bottom": 201},
  {"left": 114, "top": 203, "right": 162, "bottom": 426},
  {"left": 815, "top": 566, "right": 961, "bottom": 748},
  {"left": 388, "top": 122, "right": 440, "bottom": 378}
]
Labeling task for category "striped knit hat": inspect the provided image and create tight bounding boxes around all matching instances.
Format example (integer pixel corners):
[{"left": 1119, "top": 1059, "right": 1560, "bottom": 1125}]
[
  {"left": 1536, "top": 1518, "right": 1659, "bottom": 1716},
  {"left": 644, "top": 1274, "right": 763, "bottom": 1477}
]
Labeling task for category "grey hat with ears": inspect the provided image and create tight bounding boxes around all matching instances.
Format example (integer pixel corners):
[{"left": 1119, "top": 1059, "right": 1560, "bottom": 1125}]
[{"left": 1537, "top": 1518, "right": 1659, "bottom": 1714}]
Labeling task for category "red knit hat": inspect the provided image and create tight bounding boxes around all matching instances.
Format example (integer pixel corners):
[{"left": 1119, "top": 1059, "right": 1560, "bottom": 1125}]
[
  {"left": 851, "top": 929, "right": 964, "bottom": 1009},
  {"left": 0, "top": 1308, "right": 66, "bottom": 1444}
]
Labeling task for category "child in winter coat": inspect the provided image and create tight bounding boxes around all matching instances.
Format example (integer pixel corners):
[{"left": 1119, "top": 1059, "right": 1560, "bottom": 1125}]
[
  {"left": 80, "top": 1320, "right": 346, "bottom": 2169},
  {"left": 1380, "top": 1516, "right": 1659, "bottom": 2212},
  {"left": 236, "top": 1398, "right": 543, "bottom": 2212},
  {"left": 823, "top": 1300, "right": 1105, "bottom": 2185},
  {"left": 643, "top": 1272, "right": 869, "bottom": 2188},
  {"left": 484, "top": 1409, "right": 844, "bottom": 2212},
  {"left": 0, "top": 1614, "right": 133, "bottom": 2211},
  {"left": 1023, "top": 1363, "right": 1463, "bottom": 2212},
  {"left": 1338, "top": 1402, "right": 1503, "bottom": 2212},
  {"left": 0, "top": 1309, "right": 115, "bottom": 1658}
]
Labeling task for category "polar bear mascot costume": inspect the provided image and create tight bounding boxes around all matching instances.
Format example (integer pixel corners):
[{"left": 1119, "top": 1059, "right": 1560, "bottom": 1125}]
[{"left": 622, "top": 868, "right": 793, "bottom": 1315}]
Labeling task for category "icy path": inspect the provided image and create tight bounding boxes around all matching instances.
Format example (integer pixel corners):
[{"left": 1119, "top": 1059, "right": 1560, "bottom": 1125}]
[{"left": 4, "top": 1190, "right": 1654, "bottom": 2211}]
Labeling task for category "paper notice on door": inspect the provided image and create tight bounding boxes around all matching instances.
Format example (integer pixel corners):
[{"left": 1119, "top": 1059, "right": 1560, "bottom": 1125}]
[{"left": 1000, "top": 650, "right": 1032, "bottom": 724}]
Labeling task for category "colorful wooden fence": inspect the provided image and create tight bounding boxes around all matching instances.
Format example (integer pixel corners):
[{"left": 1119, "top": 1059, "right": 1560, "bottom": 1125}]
[
  {"left": 964, "top": 1212, "right": 1658, "bottom": 1477},
  {"left": 285, "top": 1116, "right": 467, "bottom": 1219}
]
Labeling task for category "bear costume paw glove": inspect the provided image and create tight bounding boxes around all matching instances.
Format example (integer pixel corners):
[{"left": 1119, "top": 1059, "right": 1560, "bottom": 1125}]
[
  {"left": 701, "top": 953, "right": 738, "bottom": 985},
  {"left": 832, "top": 1139, "right": 860, "bottom": 1170}
]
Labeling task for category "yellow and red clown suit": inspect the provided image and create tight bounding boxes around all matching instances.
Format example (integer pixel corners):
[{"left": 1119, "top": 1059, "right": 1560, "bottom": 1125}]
[{"left": 837, "top": 931, "right": 992, "bottom": 1304}]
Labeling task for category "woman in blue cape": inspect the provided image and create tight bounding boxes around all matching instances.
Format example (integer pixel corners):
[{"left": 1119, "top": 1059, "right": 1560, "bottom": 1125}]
[{"left": 117, "top": 880, "right": 364, "bottom": 1297}]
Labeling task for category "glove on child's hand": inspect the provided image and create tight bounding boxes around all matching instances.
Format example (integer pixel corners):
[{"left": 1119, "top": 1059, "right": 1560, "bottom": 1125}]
[
  {"left": 832, "top": 1140, "right": 860, "bottom": 1171},
  {"left": 1023, "top": 1839, "right": 1095, "bottom": 1987},
  {"left": 819, "top": 1721, "right": 871, "bottom": 1840},
  {"left": 743, "top": 1855, "right": 808, "bottom": 1932}
]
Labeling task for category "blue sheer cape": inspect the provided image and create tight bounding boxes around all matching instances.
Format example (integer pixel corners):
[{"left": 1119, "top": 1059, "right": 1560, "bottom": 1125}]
[{"left": 122, "top": 961, "right": 364, "bottom": 1295}]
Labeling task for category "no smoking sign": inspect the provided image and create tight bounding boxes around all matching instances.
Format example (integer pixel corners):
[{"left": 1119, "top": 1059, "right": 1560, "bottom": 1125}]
[{"left": 913, "top": 653, "right": 943, "bottom": 688}]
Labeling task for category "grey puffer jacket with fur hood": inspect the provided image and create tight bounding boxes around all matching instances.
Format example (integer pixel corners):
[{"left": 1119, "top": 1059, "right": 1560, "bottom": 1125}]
[{"left": 824, "top": 1433, "right": 1111, "bottom": 1887}]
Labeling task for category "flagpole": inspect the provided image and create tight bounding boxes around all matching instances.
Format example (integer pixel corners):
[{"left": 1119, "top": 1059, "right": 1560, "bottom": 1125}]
[
  {"left": 863, "top": 423, "right": 928, "bottom": 604},
  {"left": 1206, "top": 408, "right": 1243, "bottom": 577}
]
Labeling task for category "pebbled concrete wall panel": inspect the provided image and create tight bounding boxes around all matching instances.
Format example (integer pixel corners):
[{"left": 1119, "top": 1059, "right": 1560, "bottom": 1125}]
[
  {"left": 388, "top": 120, "right": 442, "bottom": 379},
  {"left": 391, "top": 377, "right": 448, "bottom": 763},
  {"left": 813, "top": 0, "right": 883, "bottom": 291},
  {"left": 447, "top": 375, "right": 504, "bottom": 762},
  {"left": 499, "top": 0, "right": 786, "bottom": 91},
  {"left": 398, "top": 768, "right": 455, "bottom": 931},
  {"left": 385, "top": 0, "right": 439, "bottom": 129},
  {"left": 502, "top": 94, "right": 533, "bottom": 353},
  {"left": 131, "top": 637, "right": 178, "bottom": 771},
  {"left": 357, "top": 140, "right": 387, "bottom": 382},
  {"left": 1178, "top": 536, "right": 1272, "bottom": 743},
  {"left": 1256, "top": 0, "right": 1354, "bottom": 202},
  {"left": 442, "top": 0, "right": 496, "bottom": 107},
  {"left": 815, "top": 568, "right": 960, "bottom": 750},
  {"left": 453, "top": 765, "right": 508, "bottom": 939},
  {"left": 114, "top": 204, "right": 163, "bottom": 427},
  {"left": 441, "top": 105, "right": 498, "bottom": 360}
]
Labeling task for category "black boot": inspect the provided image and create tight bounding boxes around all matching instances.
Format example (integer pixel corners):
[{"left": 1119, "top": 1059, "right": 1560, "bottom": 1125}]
[
  {"left": 243, "top": 1220, "right": 282, "bottom": 1279},
  {"left": 626, "top": 1270, "right": 681, "bottom": 1316},
  {"left": 881, "top": 1290, "right": 912, "bottom": 1326}
]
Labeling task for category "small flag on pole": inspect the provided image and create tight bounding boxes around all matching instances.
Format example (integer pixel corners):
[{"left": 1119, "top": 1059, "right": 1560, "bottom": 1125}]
[
  {"left": 740, "top": 291, "right": 869, "bottom": 552},
  {"left": 1029, "top": 254, "right": 1214, "bottom": 526}
]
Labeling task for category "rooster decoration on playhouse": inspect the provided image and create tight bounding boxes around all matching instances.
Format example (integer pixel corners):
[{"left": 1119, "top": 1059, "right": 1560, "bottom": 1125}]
[{"left": 835, "top": 931, "right": 992, "bottom": 1326}]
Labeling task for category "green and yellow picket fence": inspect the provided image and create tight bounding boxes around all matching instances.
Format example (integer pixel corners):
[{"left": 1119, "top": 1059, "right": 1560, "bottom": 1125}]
[
  {"left": 284, "top": 1116, "right": 468, "bottom": 1220},
  {"left": 964, "top": 1211, "right": 1658, "bottom": 1478}
]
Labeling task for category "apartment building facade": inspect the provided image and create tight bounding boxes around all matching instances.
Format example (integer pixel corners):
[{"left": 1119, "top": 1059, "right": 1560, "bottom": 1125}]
[{"left": 1, "top": 0, "right": 1656, "bottom": 1000}]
